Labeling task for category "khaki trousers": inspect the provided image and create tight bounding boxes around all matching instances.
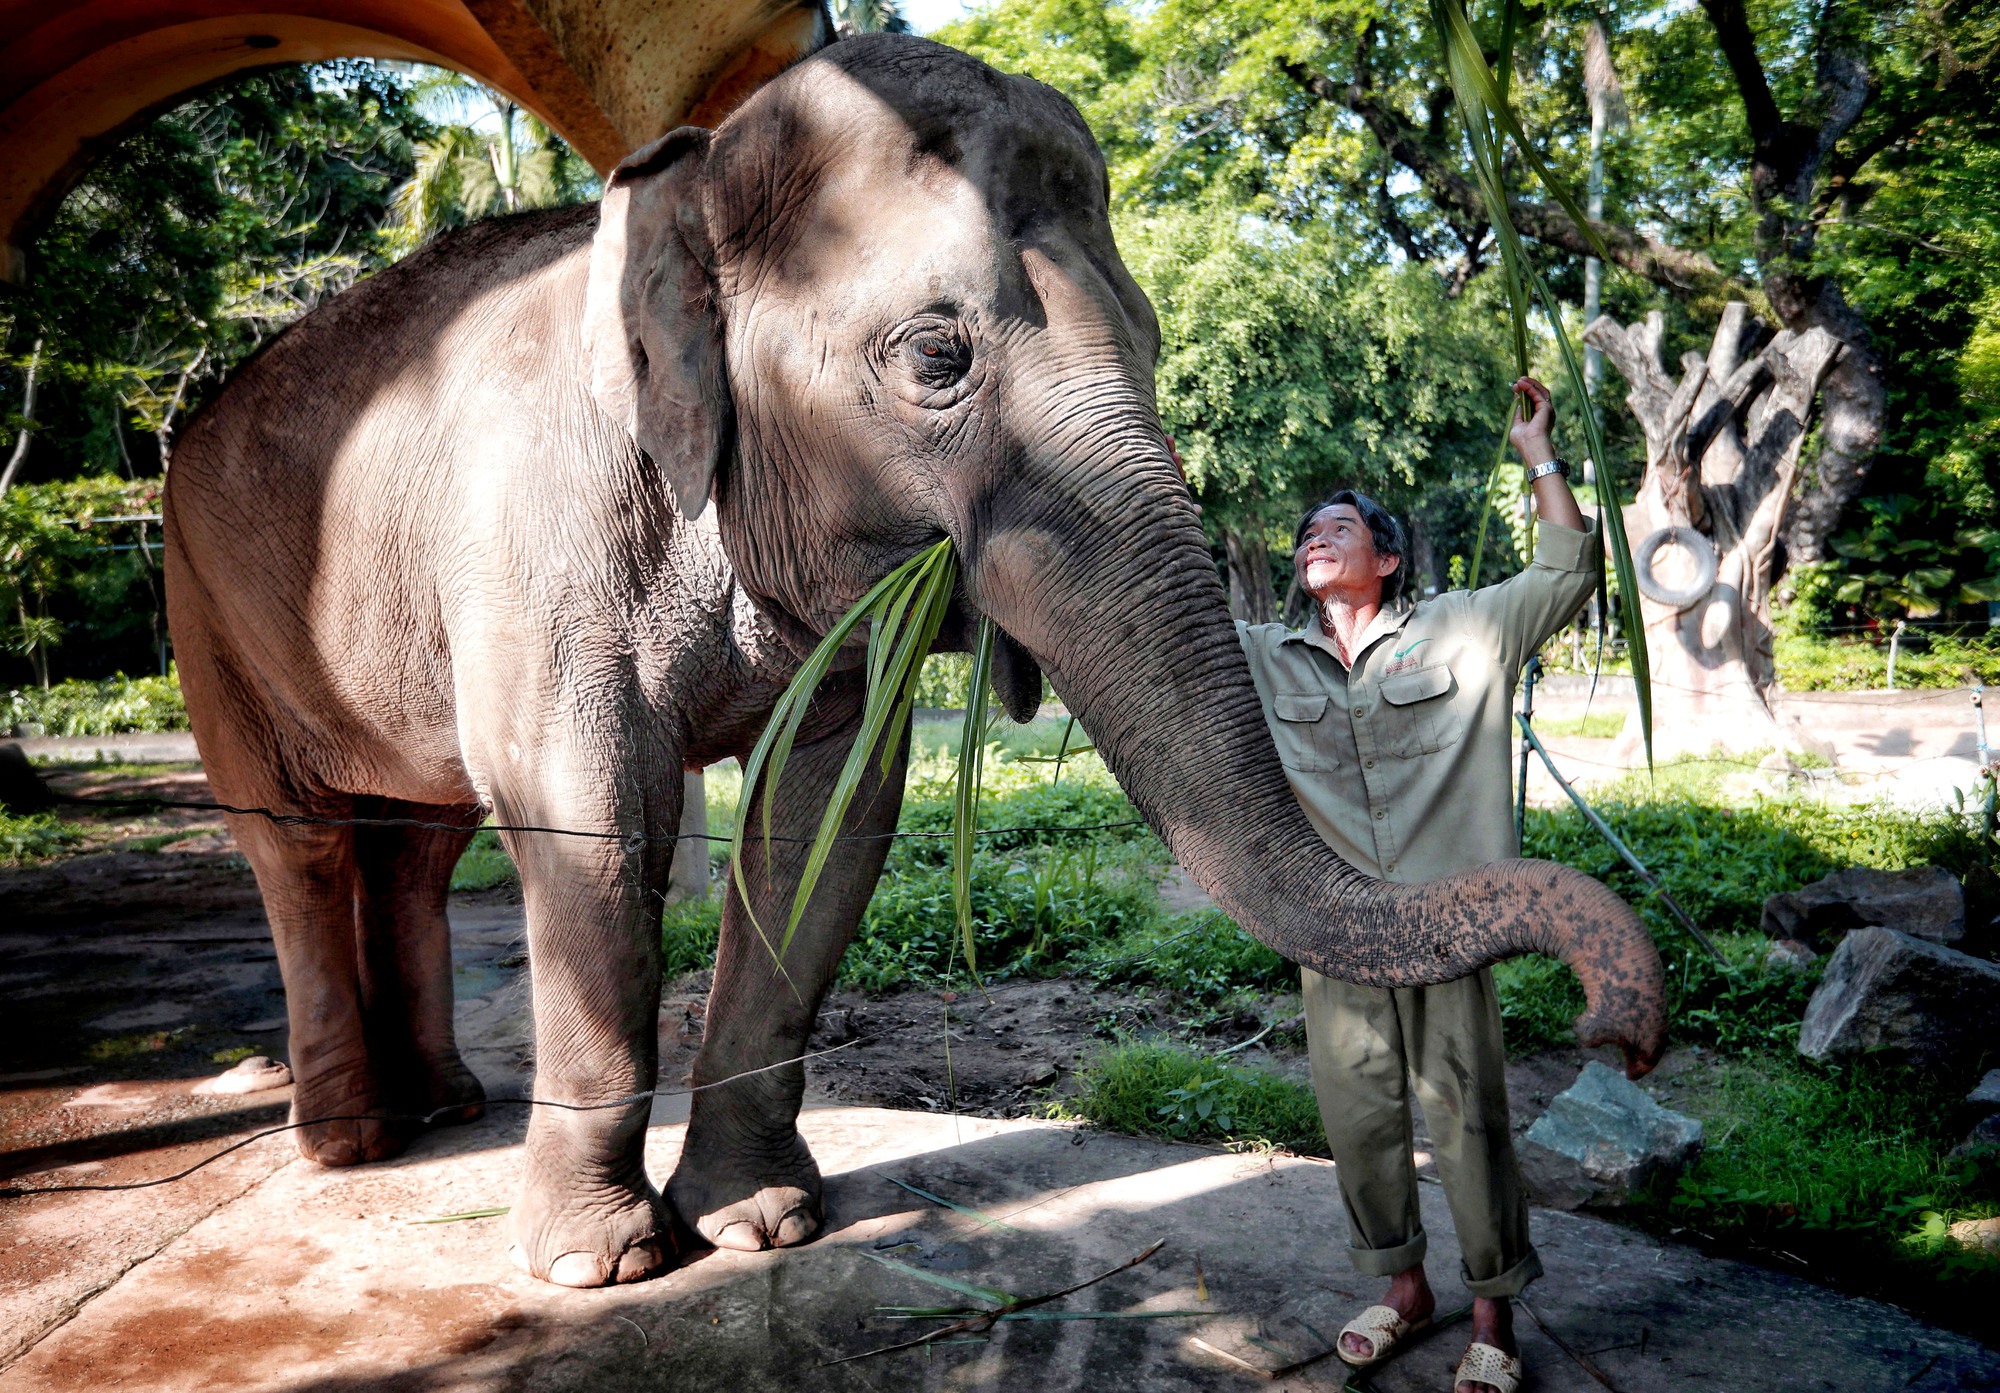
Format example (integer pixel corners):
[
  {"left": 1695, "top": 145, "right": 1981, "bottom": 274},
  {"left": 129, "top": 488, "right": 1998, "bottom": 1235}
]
[{"left": 1302, "top": 966, "right": 1542, "bottom": 1300}]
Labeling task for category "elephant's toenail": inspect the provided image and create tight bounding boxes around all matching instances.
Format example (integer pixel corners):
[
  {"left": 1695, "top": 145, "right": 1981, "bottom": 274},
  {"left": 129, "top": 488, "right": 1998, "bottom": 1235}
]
[
  {"left": 615, "top": 1242, "right": 663, "bottom": 1283},
  {"left": 508, "top": 1243, "right": 531, "bottom": 1274},
  {"left": 774, "top": 1210, "right": 816, "bottom": 1247},
  {"left": 548, "top": 1251, "right": 611, "bottom": 1287},
  {"left": 711, "top": 1220, "right": 768, "bottom": 1252}
]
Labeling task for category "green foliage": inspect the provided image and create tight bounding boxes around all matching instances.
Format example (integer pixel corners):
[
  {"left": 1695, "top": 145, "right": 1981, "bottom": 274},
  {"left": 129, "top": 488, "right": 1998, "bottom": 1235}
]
[
  {"left": 0, "top": 811, "right": 83, "bottom": 865},
  {"left": 449, "top": 828, "right": 518, "bottom": 892},
  {"left": 1057, "top": 1042, "right": 1326, "bottom": 1152},
  {"left": 3, "top": 671, "right": 186, "bottom": 736},
  {"left": 662, "top": 895, "right": 724, "bottom": 978},
  {"left": 1829, "top": 496, "right": 2000, "bottom": 618},
  {"left": 382, "top": 69, "right": 599, "bottom": 255},
  {"left": 1773, "top": 629, "right": 2000, "bottom": 691},
  {"left": 1651, "top": 1056, "right": 1998, "bottom": 1299},
  {"left": 0, "top": 476, "right": 167, "bottom": 686},
  {"left": 11, "top": 65, "right": 431, "bottom": 486},
  {"left": 1081, "top": 908, "right": 1290, "bottom": 998},
  {"left": 1494, "top": 932, "right": 1820, "bottom": 1057}
]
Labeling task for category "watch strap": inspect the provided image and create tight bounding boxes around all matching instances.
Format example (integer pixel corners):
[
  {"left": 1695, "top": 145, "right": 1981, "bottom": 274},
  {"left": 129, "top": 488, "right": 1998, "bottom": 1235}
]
[{"left": 1525, "top": 457, "right": 1572, "bottom": 482}]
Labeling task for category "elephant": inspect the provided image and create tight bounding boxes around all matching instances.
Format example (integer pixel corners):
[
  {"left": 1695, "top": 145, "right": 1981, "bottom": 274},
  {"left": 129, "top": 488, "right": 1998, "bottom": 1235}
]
[{"left": 163, "top": 33, "right": 1664, "bottom": 1289}]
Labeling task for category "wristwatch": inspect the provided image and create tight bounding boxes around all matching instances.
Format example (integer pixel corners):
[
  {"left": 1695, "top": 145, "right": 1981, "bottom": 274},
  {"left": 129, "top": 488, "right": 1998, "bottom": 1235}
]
[{"left": 1525, "top": 456, "right": 1572, "bottom": 482}]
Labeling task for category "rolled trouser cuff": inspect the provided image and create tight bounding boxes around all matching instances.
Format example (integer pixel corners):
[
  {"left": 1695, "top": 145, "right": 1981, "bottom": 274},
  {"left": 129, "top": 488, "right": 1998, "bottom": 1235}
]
[
  {"left": 1347, "top": 1230, "right": 1428, "bottom": 1277},
  {"left": 1462, "top": 1246, "right": 1542, "bottom": 1300}
]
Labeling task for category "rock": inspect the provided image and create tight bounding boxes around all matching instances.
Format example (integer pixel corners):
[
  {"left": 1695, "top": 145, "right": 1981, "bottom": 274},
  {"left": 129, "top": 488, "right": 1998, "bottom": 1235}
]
[
  {"left": 0, "top": 741, "right": 55, "bottom": 812},
  {"left": 1763, "top": 938, "right": 1819, "bottom": 972},
  {"left": 191, "top": 1055, "right": 293, "bottom": 1096},
  {"left": 1953, "top": 1113, "right": 2000, "bottom": 1159},
  {"left": 1762, "top": 866, "right": 1965, "bottom": 948},
  {"left": 1948, "top": 1217, "right": 2000, "bottom": 1254},
  {"left": 1018, "top": 1060, "right": 1059, "bottom": 1087},
  {"left": 1969, "top": 1069, "right": 2000, "bottom": 1110},
  {"left": 1797, "top": 928, "right": 2000, "bottom": 1067},
  {"left": 1519, "top": 1062, "right": 1704, "bottom": 1210}
]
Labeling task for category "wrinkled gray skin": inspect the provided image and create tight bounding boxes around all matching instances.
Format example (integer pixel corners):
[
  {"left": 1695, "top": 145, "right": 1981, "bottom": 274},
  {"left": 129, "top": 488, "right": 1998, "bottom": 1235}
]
[{"left": 164, "top": 35, "right": 1664, "bottom": 1288}]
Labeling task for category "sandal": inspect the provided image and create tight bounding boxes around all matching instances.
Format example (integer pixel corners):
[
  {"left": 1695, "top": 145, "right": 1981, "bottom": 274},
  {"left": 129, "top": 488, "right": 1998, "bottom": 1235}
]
[
  {"left": 1453, "top": 1341, "right": 1523, "bottom": 1393},
  {"left": 1335, "top": 1303, "right": 1431, "bottom": 1367}
]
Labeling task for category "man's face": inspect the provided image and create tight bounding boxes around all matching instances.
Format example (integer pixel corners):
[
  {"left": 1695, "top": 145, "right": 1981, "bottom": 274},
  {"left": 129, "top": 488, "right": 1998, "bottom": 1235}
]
[{"left": 1295, "top": 504, "right": 1399, "bottom": 605}]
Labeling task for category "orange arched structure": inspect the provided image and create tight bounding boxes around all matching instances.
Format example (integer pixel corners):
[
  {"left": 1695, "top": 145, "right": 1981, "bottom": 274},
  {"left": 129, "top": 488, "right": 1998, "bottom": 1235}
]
[{"left": 0, "top": 0, "right": 831, "bottom": 281}]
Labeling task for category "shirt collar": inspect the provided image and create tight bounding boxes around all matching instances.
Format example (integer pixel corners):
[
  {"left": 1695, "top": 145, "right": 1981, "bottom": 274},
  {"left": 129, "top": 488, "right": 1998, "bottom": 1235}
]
[{"left": 1281, "top": 604, "right": 1413, "bottom": 665}]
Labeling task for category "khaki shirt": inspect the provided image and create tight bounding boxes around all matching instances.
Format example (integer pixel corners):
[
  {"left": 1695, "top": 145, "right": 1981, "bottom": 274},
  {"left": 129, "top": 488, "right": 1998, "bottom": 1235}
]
[{"left": 1236, "top": 520, "right": 1598, "bottom": 885}]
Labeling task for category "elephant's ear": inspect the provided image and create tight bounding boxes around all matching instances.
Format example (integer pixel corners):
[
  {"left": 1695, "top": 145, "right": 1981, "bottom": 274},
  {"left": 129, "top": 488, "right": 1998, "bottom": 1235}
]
[{"left": 583, "top": 127, "right": 730, "bottom": 521}]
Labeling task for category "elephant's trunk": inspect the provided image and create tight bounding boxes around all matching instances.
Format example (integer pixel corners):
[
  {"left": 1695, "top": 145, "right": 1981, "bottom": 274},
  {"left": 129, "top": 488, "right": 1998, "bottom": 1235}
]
[{"left": 967, "top": 437, "right": 1665, "bottom": 1076}]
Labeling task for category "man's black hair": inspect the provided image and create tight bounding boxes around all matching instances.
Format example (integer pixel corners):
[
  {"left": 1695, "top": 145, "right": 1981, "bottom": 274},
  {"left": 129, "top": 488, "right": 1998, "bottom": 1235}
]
[{"left": 1294, "top": 490, "right": 1408, "bottom": 605}]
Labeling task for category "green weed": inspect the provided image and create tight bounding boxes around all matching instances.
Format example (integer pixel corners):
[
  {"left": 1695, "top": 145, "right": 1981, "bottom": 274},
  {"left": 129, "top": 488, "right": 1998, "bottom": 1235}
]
[
  {"left": 1057, "top": 1042, "right": 1325, "bottom": 1154},
  {"left": 1530, "top": 710, "right": 1625, "bottom": 738},
  {"left": 4, "top": 670, "right": 189, "bottom": 735},
  {"left": 0, "top": 811, "right": 83, "bottom": 864},
  {"left": 449, "top": 828, "right": 517, "bottom": 891}
]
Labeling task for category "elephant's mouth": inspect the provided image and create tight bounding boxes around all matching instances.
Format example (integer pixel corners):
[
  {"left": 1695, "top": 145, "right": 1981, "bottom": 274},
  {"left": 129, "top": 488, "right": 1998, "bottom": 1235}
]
[{"left": 939, "top": 590, "right": 1043, "bottom": 724}]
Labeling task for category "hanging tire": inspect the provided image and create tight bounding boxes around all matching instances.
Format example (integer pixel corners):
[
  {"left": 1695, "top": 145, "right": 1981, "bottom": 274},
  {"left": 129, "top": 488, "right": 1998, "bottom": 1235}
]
[{"left": 1632, "top": 526, "right": 1718, "bottom": 609}]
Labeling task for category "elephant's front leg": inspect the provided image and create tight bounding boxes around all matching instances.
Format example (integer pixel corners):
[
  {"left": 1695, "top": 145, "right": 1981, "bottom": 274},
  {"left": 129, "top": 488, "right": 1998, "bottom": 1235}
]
[
  {"left": 496, "top": 764, "right": 683, "bottom": 1288},
  {"left": 670, "top": 720, "right": 905, "bottom": 1251}
]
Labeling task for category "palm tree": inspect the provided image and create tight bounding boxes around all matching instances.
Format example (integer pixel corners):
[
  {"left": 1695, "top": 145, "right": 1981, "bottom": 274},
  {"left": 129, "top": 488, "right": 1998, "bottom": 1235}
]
[
  {"left": 384, "top": 69, "right": 598, "bottom": 254},
  {"left": 832, "top": 0, "right": 911, "bottom": 37}
]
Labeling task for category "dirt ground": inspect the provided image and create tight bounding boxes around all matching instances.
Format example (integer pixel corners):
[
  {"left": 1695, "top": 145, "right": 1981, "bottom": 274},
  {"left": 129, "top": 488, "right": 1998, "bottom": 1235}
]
[{"left": 3, "top": 761, "right": 1636, "bottom": 1199}]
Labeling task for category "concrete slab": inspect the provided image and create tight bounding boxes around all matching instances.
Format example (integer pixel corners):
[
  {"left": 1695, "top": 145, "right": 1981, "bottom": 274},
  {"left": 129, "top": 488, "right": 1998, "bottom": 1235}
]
[{"left": 5, "top": 1102, "right": 1994, "bottom": 1392}]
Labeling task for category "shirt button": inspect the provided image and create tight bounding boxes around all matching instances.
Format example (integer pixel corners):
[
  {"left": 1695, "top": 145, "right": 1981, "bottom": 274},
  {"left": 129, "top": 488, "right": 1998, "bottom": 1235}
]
[
  {"left": 1386, "top": 861, "right": 1397, "bottom": 873},
  {"left": 1353, "top": 705, "right": 1365, "bottom": 718},
  {"left": 1365, "top": 759, "right": 1376, "bottom": 769},
  {"left": 1374, "top": 809, "right": 1386, "bottom": 820}
]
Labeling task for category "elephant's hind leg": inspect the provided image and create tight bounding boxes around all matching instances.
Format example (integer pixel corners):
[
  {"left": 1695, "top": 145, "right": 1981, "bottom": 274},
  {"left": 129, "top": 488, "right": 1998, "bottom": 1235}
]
[
  {"left": 229, "top": 809, "right": 406, "bottom": 1167},
  {"left": 669, "top": 718, "right": 906, "bottom": 1253},
  {"left": 353, "top": 802, "right": 485, "bottom": 1127}
]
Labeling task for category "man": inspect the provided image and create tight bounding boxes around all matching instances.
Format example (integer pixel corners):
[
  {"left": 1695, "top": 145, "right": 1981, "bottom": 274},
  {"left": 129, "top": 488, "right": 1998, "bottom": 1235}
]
[{"left": 1234, "top": 377, "right": 1595, "bottom": 1393}]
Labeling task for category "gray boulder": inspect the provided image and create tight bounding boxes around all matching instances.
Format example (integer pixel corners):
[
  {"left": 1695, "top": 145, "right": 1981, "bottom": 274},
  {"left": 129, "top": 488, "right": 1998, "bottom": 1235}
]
[
  {"left": 1762, "top": 865, "right": 1965, "bottom": 948},
  {"left": 1520, "top": 1062, "right": 1704, "bottom": 1210},
  {"left": 1969, "top": 1069, "right": 2000, "bottom": 1109},
  {"left": 1797, "top": 927, "right": 2000, "bottom": 1066}
]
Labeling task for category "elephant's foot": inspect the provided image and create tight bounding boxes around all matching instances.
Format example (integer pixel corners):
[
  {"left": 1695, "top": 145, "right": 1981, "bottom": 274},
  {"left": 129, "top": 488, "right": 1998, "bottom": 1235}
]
[
  {"left": 507, "top": 1177, "right": 679, "bottom": 1287},
  {"left": 668, "top": 1122, "right": 824, "bottom": 1251},
  {"left": 407, "top": 1047, "right": 486, "bottom": 1127},
  {"left": 289, "top": 1065, "right": 410, "bottom": 1168}
]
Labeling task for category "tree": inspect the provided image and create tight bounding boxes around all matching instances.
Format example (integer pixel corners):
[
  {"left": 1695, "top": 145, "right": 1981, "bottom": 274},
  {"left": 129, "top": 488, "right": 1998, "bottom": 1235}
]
[
  {"left": 945, "top": 0, "right": 2000, "bottom": 592},
  {"left": 1120, "top": 206, "right": 1510, "bottom": 619},
  {"left": 3, "top": 62, "right": 432, "bottom": 487},
  {"left": 1587, "top": 303, "right": 1839, "bottom": 754},
  {"left": 383, "top": 68, "right": 599, "bottom": 254}
]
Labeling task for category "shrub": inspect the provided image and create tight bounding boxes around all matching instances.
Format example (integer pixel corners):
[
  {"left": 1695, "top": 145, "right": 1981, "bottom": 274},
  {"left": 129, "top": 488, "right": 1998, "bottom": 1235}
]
[
  {"left": 449, "top": 828, "right": 516, "bottom": 891},
  {"left": 4, "top": 670, "right": 188, "bottom": 735}
]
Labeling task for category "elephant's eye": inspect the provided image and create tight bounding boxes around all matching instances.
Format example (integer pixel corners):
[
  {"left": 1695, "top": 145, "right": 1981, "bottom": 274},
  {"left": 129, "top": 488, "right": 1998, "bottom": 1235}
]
[{"left": 904, "top": 328, "right": 972, "bottom": 388}]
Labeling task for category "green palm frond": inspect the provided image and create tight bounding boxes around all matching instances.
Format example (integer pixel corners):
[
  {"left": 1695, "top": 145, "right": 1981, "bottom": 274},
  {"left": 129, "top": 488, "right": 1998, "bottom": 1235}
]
[
  {"left": 1433, "top": 0, "right": 1652, "bottom": 760},
  {"left": 732, "top": 540, "right": 992, "bottom": 978}
]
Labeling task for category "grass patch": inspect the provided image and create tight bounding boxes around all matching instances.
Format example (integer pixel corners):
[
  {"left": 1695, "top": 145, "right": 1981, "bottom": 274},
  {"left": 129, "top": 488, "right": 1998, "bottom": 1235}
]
[
  {"left": 1644, "top": 1055, "right": 1999, "bottom": 1306},
  {"left": 1, "top": 810, "right": 83, "bottom": 864},
  {"left": 1056, "top": 1042, "right": 1325, "bottom": 1154},
  {"left": 1531, "top": 709, "right": 1625, "bottom": 738},
  {"left": 450, "top": 828, "right": 517, "bottom": 892},
  {"left": 1773, "top": 629, "right": 2000, "bottom": 691}
]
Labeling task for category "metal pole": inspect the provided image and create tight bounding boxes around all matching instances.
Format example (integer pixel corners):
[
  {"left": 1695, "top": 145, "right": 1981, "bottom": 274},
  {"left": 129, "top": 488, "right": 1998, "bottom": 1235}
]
[
  {"left": 1975, "top": 684, "right": 1996, "bottom": 867},
  {"left": 1516, "top": 713, "right": 1727, "bottom": 964},
  {"left": 1886, "top": 618, "right": 1907, "bottom": 690},
  {"left": 1516, "top": 655, "right": 1542, "bottom": 850}
]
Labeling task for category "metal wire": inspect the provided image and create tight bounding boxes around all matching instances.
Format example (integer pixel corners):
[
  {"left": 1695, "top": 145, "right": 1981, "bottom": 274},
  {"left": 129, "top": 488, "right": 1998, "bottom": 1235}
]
[{"left": 51, "top": 792, "right": 1147, "bottom": 845}]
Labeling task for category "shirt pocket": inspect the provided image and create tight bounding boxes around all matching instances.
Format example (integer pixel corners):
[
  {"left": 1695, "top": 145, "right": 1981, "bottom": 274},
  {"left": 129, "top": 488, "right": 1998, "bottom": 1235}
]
[
  {"left": 1378, "top": 664, "right": 1464, "bottom": 757},
  {"left": 1269, "top": 690, "right": 1336, "bottom": 773}
]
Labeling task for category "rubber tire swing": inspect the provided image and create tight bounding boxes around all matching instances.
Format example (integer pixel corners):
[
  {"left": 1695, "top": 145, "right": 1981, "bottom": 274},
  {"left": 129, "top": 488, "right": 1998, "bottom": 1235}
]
[{"left": 1632, "top": 526, "right": 1718, "bottom": 610}]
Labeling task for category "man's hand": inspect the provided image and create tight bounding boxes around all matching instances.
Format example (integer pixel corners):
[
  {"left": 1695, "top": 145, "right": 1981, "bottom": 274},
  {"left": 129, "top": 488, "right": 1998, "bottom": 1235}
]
[
  {"left": 1509, "top": 377, "right": 1557, "bottom": 467},
  {"left": 1507, "top": 378, "right": 1586, "bottom": 531}
]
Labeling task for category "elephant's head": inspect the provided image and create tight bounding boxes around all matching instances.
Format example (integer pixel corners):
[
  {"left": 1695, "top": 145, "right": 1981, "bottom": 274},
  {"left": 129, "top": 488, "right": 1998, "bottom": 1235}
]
[{"left": 581, "top": 35, "right": 1664, "bottom": 1073}]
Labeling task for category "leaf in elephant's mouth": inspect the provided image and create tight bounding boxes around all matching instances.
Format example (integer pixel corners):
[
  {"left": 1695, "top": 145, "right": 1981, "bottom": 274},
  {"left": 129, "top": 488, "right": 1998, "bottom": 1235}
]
[{"left": 732, "top": 538, "right": 997, "bottom": 984}]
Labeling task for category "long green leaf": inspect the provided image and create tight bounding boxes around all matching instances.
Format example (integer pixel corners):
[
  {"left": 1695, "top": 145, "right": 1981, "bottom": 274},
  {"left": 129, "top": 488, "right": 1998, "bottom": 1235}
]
[
  {"left": 953, "top": 618, "right": 997, "bottom": 985},
  {"left": 730, "top": 541, "right": 956, "bottom": 967},
  {"left": 859, "top": 1250, "right": 1016, "bottom": 1307},
  {"left": 1429, "top": 0, "right": 1652, "bottom": 761}
]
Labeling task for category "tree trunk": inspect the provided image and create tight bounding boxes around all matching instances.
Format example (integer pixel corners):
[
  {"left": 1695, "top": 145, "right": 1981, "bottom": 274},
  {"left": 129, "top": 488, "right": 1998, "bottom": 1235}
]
[
  {"left": 1222, "top": 525, "right": 1276, "bottom": 625},
  {"left": 1585, "top": 304, "right": 1843, "bottom": 758},
  {"left": 0, "top": 337, "right": 42, "bottom": 494}
]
